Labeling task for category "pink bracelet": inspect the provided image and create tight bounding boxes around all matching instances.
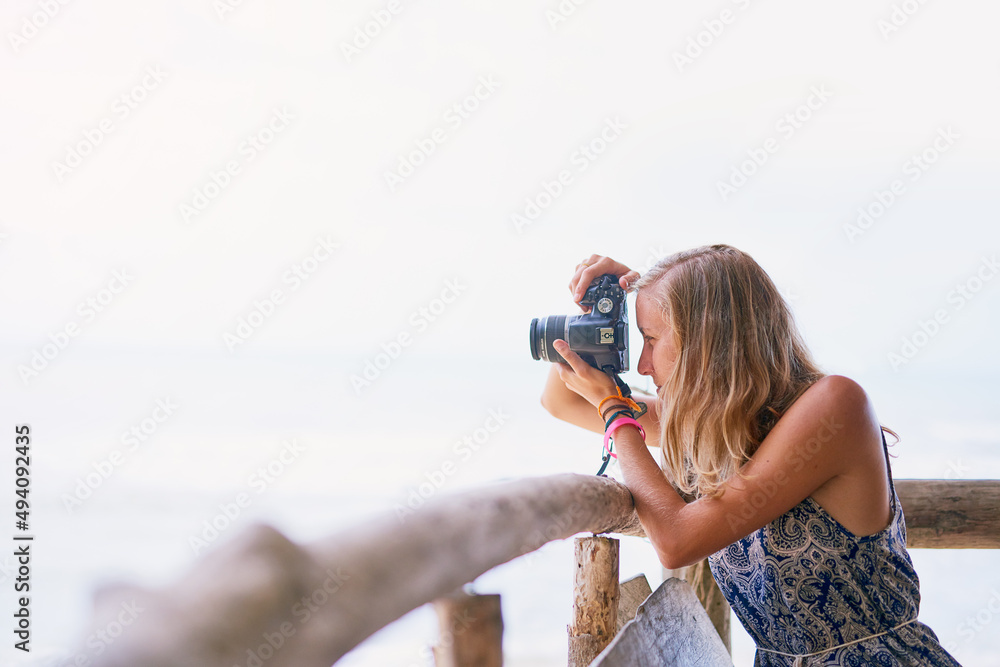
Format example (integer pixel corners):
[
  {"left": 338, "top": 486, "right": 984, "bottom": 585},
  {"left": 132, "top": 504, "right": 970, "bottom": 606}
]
[{"left": 604, "top": 416, "right": 645, "bottom": 455}]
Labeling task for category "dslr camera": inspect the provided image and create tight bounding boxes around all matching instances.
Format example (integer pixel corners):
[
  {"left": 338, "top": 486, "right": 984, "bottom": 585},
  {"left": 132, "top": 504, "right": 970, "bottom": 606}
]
[{"left": 529, "top": 274, "right": 629, "bottom": 374}]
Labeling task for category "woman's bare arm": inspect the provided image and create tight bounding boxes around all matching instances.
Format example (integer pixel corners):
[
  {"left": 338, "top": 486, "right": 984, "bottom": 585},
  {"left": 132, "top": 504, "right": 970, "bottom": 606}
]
[
  {"left": 541, "top": 363, "right": 661, "bottom": 437},
  {"left": 611, "top": 374, "right": 881, "bottom": 568}
]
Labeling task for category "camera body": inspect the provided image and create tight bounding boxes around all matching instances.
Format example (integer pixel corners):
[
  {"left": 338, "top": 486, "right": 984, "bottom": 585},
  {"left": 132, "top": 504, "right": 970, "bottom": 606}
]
[{"left": 529, "top": 274, "right": 629, "bottom": 374}]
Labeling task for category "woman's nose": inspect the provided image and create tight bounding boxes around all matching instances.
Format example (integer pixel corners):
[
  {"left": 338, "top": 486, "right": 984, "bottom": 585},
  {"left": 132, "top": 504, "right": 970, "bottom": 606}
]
[{"left": 637, "top": 350, "right": 652, "bottom": 376}]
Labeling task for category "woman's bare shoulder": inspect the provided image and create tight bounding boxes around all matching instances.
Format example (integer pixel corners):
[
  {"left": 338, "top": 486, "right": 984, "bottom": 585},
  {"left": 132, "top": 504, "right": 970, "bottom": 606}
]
[
  {"left": 794, "top": 375, "right": 879, "bottom": 438},
  {"left": 794, "top": 374, "right": 892, "bottom": 534}
]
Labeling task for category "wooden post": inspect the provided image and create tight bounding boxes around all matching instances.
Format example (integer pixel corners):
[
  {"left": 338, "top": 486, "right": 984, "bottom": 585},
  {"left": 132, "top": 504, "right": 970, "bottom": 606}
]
[
  {"left": 432, "top": 590, "right": 503, "bottom": 667},
  {"left": 568, "top": 536, "right": 620, "bottom": 666}
]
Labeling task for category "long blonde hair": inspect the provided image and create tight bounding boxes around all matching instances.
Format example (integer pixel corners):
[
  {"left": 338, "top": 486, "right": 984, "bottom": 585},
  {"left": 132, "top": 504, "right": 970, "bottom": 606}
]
[{"left": 633, "top": 244, "right": 826, "bottom": 499}]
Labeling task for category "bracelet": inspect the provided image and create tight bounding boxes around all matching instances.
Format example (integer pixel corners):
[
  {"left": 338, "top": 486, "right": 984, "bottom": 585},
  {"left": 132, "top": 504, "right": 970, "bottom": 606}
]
[
  {"left": 604, "top": 409, "right": 635, "bottom": 430},
  {"left": 597, "top": 394, "right": 625, "bottom": 416},
  {"left": 597, "top": 393, "right": 642, "bottom": 417},
  {"left": 603, "top": 416, "right": 645, "bottom": 454},
  {"left": 601, "top": 402, "right": 631, "bottom": 420}
]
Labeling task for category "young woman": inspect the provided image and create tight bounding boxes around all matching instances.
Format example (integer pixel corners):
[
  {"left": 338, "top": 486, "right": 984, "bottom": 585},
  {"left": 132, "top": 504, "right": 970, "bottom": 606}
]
[{"left": 540, "top": 245, "right": 961, "bottom": 666}]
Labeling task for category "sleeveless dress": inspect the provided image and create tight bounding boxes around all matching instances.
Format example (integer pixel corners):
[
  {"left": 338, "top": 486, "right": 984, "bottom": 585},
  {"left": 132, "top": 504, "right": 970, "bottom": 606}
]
[{"left": 708, "top": 431, "right": 962, "bottom": 666}]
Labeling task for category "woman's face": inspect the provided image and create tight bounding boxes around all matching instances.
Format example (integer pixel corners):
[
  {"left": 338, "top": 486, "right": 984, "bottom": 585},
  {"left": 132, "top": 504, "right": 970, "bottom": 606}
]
[{"left": 635, "top": 290, "right": 679, "bottom": 392}]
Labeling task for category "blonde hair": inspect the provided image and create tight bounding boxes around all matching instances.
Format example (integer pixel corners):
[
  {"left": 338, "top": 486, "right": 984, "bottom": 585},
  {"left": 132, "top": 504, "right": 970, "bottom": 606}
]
[{"left": 633, "top": 244, "right": 826, "bottom": 499}]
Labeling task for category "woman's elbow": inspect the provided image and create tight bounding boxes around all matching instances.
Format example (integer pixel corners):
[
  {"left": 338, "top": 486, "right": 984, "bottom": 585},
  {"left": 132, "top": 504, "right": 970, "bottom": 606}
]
[
  {"left": 658, "top": 551, "right": 700, "bottom": 570},
  {"left": 540, "top": 393, "right": 561, "bottom": 419},
  {"left": 653, "top": 537, "right": 701, "bottom": 570}
]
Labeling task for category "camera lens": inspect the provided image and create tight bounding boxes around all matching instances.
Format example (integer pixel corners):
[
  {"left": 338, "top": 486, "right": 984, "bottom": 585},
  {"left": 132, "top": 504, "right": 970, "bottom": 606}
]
[{"left": 529, "top": 315, "right": 567, "bottom": 363}]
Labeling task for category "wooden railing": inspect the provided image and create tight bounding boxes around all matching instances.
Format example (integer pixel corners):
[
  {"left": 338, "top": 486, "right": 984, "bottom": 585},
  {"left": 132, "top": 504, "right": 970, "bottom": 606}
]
[{"left": 82, "top": 476, "right": 999, "bottom": 667}]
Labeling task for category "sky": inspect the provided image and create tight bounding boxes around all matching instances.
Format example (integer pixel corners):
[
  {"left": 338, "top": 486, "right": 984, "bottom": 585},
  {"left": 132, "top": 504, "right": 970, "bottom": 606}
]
[{"left": 1, "top": 0, "right": 999, "bottom": 665}]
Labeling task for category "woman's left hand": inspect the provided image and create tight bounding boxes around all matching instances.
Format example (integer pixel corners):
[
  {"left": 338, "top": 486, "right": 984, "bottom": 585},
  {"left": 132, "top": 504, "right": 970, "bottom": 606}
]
[{"left": 552, "top": 339, "right": 620, "bottom": 409}]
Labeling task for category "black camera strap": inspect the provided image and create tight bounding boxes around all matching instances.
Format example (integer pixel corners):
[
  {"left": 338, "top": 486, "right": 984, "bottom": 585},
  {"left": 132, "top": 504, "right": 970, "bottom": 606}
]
[{"left": 611, "top": 371, "right": 632, "bottom": 400}]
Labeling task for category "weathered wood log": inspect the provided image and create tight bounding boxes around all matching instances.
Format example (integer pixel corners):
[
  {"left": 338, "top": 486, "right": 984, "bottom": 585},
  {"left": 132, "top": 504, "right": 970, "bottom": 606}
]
[
  {"left": 896, "top": 480, "right": 1000, "bottom": 548},
  {"left": 89, "top": 473, "right": 643, "bottom": 667},
  {"left": 568, "top": 536, "right": 619, "bottom": 666},
  {"left": 664, "top": 559, "right": 731, "bottom": 654},
  {"left": 431, "top": 590, "right": 503, "bottom": 667},
  {"left": 82, "top": 476, "right": 999, "bottom": 667},
  {"left": 591, "top": 578, "right": 734, "bottom": 667},
  {"left": 88, "top": 524, "right": 335, "bottom": 667},
  {"left": 616, "top": 574, "right": 652, "bottom": 631}
]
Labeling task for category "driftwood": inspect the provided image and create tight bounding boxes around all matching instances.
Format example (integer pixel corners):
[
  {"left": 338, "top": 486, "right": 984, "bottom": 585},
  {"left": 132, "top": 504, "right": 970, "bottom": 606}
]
[
  {"left": 87, "top": 473, "right": 642, "bottom": 667},
  {"left": 591, "top": 578, "right": 734, "bottom": 667},
  {"left": 568, "top": 536, "right": 620, "bottom": 666}
]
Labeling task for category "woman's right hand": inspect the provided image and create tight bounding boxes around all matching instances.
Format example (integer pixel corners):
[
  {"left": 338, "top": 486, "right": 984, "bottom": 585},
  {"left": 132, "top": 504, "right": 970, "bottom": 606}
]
[{"left": 569, "top": 254, "right": 640, "bottom": 312}]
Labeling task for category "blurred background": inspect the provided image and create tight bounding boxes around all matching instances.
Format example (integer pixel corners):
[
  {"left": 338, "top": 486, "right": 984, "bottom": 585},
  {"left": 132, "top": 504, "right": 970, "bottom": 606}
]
[{"left": 1, "top": 0, "right": 998, "bottom": 664}]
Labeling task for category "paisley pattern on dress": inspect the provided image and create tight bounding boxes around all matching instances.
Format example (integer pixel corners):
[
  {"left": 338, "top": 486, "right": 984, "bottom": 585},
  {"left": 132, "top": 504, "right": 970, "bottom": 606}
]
[{"left": 708, "top": 432, "right": 962, "bottom": 666}]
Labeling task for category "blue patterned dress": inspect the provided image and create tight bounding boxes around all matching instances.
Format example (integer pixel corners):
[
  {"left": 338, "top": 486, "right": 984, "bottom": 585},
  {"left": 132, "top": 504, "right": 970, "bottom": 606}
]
[{"left": 708, "top": 431, "right": 962, "bottom": 666}]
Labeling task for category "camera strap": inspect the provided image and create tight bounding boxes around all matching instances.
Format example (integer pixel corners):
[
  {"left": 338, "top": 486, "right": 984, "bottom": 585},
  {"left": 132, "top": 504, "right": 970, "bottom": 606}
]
[
  {"left": 595, "top": 370, "right": 648, "bottom": 476},
  {"left": 611, "top": 372, "right": 632, "bottom": 400}
]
